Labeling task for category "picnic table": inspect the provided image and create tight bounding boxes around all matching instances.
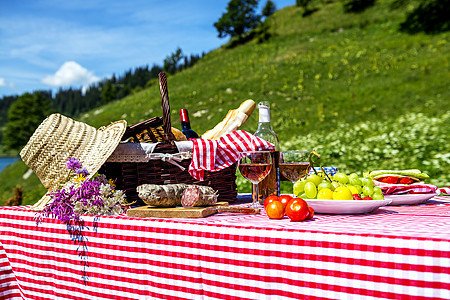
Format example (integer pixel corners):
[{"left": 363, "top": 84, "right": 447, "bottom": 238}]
[{"left": 0, "top": 196, "right": 449, "bottom": 299}]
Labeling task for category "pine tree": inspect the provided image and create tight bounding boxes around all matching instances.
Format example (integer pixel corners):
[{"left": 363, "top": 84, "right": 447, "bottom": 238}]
[
  {"left": 101, "top": 81, "right": 116, "bottom": 104},
  {"left": 3, "top": 92, "right": 52, "bottom": 150},
  {"left": 262, "top": 0, "right": 276, "bottom": 18}
]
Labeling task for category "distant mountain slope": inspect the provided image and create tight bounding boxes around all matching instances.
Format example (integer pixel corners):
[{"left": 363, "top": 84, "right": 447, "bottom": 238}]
[{"left": 1, "top": 0, "right": 449, "bottom": 204}]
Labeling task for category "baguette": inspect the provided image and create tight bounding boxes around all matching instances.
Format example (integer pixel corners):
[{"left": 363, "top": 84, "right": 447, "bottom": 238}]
[{"left": 202, "top": 99, "right": 255, "bottom": 140}]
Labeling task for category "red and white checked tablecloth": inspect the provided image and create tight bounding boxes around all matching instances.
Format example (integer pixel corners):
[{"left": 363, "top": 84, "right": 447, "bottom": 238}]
[{"left": 0, "top": 196, "right": 449, "bottom": 300}]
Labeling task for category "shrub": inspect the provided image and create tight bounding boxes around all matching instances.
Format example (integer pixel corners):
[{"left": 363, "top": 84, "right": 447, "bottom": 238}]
[{"left": 343, "top": 0, "right": 376, "bottom": 13}]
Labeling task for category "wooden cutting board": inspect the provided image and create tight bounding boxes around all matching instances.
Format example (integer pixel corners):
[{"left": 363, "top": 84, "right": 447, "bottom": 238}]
[{"left": 126, "top": 202, "right": 229, "bottom": 218}]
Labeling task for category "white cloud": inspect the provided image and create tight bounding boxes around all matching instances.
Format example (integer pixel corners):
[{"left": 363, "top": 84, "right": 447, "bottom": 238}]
[
  {"left": 41, "top": 61, "right": 100, "bottom": 88},
  {"left": 0, "top": 78, "right": 5, "bottom": 86}
]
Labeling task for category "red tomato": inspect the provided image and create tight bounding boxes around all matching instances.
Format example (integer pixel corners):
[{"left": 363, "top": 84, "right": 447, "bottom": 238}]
[
  {"left": 278, "top": 194, "right": 293, "bottom": 209},
  {"left": 264, "top": 195, "right": 279, "bottom": 208},
  {"left": 305, "top": 206, "right": 314, "bottom": 220},
  {"left": 266, "top": 201, "right": 285, "bottom": 219},
  {"left": 285, "top": 198, "right": 309, "bottom": 222}
]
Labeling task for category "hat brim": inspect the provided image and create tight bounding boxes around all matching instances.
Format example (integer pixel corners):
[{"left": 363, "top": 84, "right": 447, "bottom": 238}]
[{"left": 20, "top": 113, "right": 127, "bottom": 211}]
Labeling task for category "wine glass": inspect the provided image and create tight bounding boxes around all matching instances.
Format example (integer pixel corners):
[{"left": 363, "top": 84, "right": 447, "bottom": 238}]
[
  {"left": 279, "top": 151, "right": 311, "bottom": 184},
  {"left": 238, "top": 151, "right": 272, "bottom": 208}
]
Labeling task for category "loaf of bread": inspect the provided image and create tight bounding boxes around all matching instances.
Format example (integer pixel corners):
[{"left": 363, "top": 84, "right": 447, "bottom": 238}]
[
  {"left": 202, "top": 99, "right": 255, "bottom": 140},
  {"left": 170, "top": 127, "right": 187, "bottom": 141}
]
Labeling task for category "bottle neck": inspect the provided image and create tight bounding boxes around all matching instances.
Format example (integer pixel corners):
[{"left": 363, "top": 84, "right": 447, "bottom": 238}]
[
  {"left": 180, "top": 109, "right": 191, "bottom": 130},
  {"left": 255, "top": 102, "right": 279, "bottom": 150},
  {"left": 258, "top": 104, "right": 271, "bottom": 123},
  {"left": 256, "top": 122, "right": 273, "bottom": 131},
  {"left": 180, "top": 109, "right": 190, "bottom": 123}
]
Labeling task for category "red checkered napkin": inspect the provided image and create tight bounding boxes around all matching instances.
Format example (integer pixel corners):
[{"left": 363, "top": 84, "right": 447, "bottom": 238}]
[
  {"left": 438, "top": 187, "right": 450, "bottom": 195},
  {"left": 381, "top": 184, "right": 450, "bottom": 195},
  {"left": 189, "top": 130, "right": 275, "bottom": 181},
  {"left": 381, "top": 184, "right": 436, "bottom": 195}
]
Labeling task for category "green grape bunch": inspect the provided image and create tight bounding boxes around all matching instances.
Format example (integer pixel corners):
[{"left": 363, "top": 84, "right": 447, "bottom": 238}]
[{"left": 294, "top": 171, "right": 384, "bottom": 201}]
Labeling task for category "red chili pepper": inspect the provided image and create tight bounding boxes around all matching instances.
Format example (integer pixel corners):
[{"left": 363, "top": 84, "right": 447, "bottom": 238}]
[
  {"left": 399, "top": 177, "right": 414, "bottom": 184},
  {"left": 380, "top": 176, "right": 399, "bottom": 184}
]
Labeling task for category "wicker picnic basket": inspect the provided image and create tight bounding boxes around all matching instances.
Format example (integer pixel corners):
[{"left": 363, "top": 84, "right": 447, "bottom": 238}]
[{"left": 99, "top": 72, "right": 238, "bottom": 205}]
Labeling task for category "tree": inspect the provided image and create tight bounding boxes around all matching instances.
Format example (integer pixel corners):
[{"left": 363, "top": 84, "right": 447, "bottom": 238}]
[
  {"left": 296, "top": 0, "right": 313, "bottom": 10},
  {"left": 0, "top": 95, "right": 18, "bottom": 127},
  {"left": 163, "top": 47, "right": 184, "bottom": 74},
  {"left": 400, "top": 0, "right": 450, "bottom": 34},
  {"left": 214, "top": 0, "right": 261, "bottom": 39},
  {"left": 343, "top": 0, "right": 376, "bottom": 13},
  {"left": 3, "top": 92, "right": 52, "bottom": 151},
  {"left": 262, "top": 0, "right": 276, "bottom": 18},
  {"left": 101, "top": 81, "right": 116, "bottom": 104}
]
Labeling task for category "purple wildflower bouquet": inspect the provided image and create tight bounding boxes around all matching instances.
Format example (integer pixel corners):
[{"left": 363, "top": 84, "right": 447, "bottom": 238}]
[{"left": 37, "top": 158, "right": 131, "bottom": 223}]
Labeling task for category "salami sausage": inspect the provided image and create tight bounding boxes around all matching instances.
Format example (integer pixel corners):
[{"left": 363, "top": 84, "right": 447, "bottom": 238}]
[
  {"left": 136, "top": 183, "right": 186, "bottom": 207},
  {"left": 181, "top": 185, "right": 218, "bottom": 207}
]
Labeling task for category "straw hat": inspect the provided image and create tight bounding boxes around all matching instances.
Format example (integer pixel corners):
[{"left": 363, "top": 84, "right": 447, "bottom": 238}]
[{"left": 20, "top": 113, "right": 127, "bottom": 210}]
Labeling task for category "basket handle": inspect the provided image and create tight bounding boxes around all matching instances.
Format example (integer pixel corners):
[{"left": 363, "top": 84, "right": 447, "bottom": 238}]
[{"left": 158, "top": 72, "right": 175, "bottom": 143}]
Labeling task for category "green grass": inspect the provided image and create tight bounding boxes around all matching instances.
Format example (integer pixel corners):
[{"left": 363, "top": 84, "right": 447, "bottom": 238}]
[
  {"left": 0, "top": 160, "right": 47, "bottom": 205},
  {"left": 1, "top": 0, "right": 449, "bottom": 204}
]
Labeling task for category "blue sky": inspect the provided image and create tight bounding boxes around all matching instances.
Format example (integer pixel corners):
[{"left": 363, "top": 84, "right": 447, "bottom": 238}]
[{"left": 0, "top": 0, "right": 294, "bottom": 98}]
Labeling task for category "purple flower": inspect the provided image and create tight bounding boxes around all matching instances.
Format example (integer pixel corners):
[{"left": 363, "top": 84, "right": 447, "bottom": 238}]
[
  {"left": 67, "top": 158, "right": 82, "bottom": 171},
  {"left": 76, "top": 167, "right": 90, "bottom": 177}
]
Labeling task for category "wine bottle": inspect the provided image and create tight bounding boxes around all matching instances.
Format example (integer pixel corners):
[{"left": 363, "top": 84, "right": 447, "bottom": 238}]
[
  {"left": 179, "top": 109, "right": 199, "bottom": 139},
  {"left": 254, "top": 102, "right": 280, "bottom": 204}
]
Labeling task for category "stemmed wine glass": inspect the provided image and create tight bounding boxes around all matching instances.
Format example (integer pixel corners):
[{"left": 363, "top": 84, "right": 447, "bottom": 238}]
[
  {"left": 238, "top": 151, "right": 272, "bottom": 208},
  {"left": 279, "top": 151, "right": 311, "bottom": 184}
]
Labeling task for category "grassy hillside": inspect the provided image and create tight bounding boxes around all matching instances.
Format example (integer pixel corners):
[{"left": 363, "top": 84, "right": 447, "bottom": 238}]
[{"left": 1, "top": 0, "right": 449, "bottom": 205}]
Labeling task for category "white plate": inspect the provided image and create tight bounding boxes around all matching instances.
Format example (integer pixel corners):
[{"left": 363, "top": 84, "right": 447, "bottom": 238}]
[
  {"left": 384, "top": 193, "right": 438, "bottom": 205},
  {"left": 305, "top": 199, "right": 392, "bottom": 214}
]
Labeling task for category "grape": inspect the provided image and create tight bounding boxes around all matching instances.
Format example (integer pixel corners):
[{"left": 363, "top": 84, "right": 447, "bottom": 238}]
[
  {"left": 373, "top": 186, "right": 383, "bottom": 195},
  {"left": 362, "top": 186, "right": 374, "bottom": 196},
  {"left": 318, "top": 181, "right": 333, "bottom": 191},
  {"left": 348, "top": 185, "right": 359, "bottom": 195},
  {"left": 304, "top": 182, "right": 317, "bottom": 199},
  {"left": 349, "top": 177, "right": 362, "bottom": 186},
  {"left": 349, "top": 173, "right": 359, "bottom": 180},
  {"left": 306, "top": 174, "right": 322, "bottom": 187},
  {"left": 331, "top": 181, "right": 341, "bottom": 190},
  {"left": 361, "top": 177, "right": 374, "bottom": 187},
  {"left": 332, "top": 186, "right": 353, "bottom": 200},
  {"left": 293, "top": 180, "right": 307, "bottom": 196},
  {"left": 372, "top": 193, "right": 384, "bottom": 200},
  {"left": 333, "top": 173, "right": 349, "bottom": 184},
  {"left": 292, "top": 170, "right": 383, "bottom": 201},
  {"left": 317, "top": 188, "right": 333, "bottom": 199},
  {"left": 355, "top": 185, "right": 363, "bottom": 194}
]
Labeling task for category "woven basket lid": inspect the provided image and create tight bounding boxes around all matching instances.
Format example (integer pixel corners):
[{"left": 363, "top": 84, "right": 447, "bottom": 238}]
[{"left": 20, "top": 113, "right": 127, "bottom": 209}]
